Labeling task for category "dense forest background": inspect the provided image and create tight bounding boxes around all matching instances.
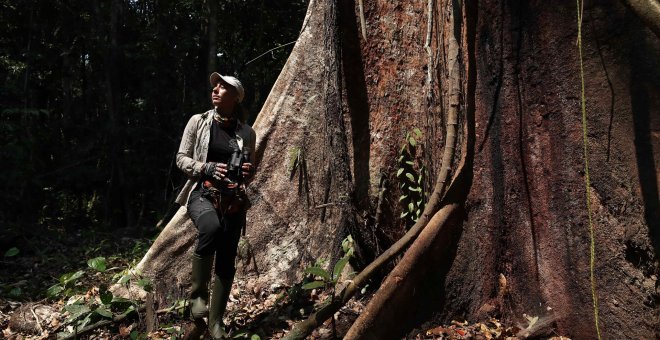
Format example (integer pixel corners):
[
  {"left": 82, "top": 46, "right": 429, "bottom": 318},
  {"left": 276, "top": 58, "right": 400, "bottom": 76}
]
[{"left": 0, "top": 0, "right": 307, "bottom": 237}]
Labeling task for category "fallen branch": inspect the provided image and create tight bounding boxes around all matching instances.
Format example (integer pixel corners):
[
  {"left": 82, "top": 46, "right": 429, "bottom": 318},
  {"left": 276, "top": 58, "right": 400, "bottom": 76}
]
[
  {"left": 314, "top": 202, "right": 335, "bottom": 209},
  {"left": 29, "top": 305, "right": 44, "bottom": 334}
]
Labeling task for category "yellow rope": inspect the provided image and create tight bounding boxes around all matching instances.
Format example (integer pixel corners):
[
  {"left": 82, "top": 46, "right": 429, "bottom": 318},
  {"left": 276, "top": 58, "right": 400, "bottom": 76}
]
[{"left": 576, "top": 1, "right": 602, "bottom": 339}]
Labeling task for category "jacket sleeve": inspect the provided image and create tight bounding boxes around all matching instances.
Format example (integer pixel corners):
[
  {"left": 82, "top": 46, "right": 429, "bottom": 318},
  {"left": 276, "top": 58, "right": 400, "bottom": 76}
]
[{"left": 176, "top": 115, "right": 205, "bottom": 178}]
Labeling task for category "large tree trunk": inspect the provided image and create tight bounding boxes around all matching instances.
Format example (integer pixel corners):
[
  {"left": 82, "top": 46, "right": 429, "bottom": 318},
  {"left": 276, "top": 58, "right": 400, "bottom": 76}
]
[
  {"left": 135, "top": 0, "right": 658, "bottom": 338},
  {"left": 345, "top": 0, "right": 659, "bottom": 339},
  {"left": 132, "top": 0, "right": 357, "bottom": 296}
]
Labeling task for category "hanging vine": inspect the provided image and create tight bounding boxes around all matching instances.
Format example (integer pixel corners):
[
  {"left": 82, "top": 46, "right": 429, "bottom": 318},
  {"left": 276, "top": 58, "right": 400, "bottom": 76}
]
[{"left": 576, "top": 1, "right": 602, "bottom": 338}]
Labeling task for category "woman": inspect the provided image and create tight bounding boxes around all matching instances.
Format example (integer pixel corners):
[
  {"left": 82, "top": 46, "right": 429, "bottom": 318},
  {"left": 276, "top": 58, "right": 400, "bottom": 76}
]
[{"left": 175, "top": 72, "right": 256, "bottom": 339}]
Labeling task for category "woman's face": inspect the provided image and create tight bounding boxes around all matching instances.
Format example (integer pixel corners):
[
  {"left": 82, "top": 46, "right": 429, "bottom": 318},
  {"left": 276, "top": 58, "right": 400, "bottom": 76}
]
[{"left": 211, "top": 80, "right": 238, "bottom": 110}]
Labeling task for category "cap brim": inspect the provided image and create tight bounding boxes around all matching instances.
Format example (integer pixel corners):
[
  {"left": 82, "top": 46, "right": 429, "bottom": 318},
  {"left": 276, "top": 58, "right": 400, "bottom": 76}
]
[{"left": 210, "top": 72, "right": 222, "bottom": 86}]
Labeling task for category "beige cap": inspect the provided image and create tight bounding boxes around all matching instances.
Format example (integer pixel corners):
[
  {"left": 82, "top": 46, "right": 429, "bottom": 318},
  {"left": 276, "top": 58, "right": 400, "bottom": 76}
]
[{"left": 210, "top": 72, "right": 245, "bottom": 103}]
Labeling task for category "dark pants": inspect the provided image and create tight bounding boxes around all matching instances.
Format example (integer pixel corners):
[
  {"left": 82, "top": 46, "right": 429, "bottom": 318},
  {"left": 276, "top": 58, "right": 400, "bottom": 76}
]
[{"left": 187, "top": 187, "right": 245, "bottom": 279}]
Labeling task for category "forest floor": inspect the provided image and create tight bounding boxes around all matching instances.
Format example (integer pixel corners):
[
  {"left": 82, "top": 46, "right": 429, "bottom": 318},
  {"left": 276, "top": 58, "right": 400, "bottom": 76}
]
[{"left": 0, "top": 225, "right": 559, "bottom": 339}]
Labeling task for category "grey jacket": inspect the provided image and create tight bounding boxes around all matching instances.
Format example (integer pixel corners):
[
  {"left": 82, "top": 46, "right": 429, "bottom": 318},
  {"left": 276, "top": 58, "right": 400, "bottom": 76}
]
[{"left": 175, "top": 109, "right": 257, "bottom": 206}]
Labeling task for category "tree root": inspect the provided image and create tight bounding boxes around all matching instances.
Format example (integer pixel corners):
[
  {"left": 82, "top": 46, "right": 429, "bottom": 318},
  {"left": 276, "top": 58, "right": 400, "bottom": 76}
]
[
  {"left": 619, "top": 0, "right": 660, "bottom": 37},
  {"left": 344, "top": 202, "right": 462, "bottom": 339}
]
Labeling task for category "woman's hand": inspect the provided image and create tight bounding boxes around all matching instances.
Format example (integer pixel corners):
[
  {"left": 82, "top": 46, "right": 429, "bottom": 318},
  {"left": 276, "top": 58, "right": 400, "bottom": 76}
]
[
  {"left": 203, "top": 162, "right": 227, "bottom": 181},
  {"left": 241, "top": 162, "right": 255, "bottom": 180}
]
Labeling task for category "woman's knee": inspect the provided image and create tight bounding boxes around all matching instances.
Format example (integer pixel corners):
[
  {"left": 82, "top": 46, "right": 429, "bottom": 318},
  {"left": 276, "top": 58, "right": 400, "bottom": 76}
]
[
  {"left": 194, "top": 211, "right": 222, "bottom": 255},
  {"left": 214, "top": 257, "right": 236, "bottom": 279}
]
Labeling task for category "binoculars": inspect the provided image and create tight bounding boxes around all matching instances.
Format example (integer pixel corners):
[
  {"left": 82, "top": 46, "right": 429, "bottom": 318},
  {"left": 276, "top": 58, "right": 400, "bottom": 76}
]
[{"left": 227, "top": 139, "right": 250, "bottom": 184}]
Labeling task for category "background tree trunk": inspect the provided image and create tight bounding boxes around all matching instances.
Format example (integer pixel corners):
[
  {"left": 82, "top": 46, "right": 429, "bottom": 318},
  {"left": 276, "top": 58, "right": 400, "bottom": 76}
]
[
  {"left": 136, "top": 0, "right": 658, "bottom": 338},
  {"left": 206, "top": 0, "right": 218, "bottom": 76}
]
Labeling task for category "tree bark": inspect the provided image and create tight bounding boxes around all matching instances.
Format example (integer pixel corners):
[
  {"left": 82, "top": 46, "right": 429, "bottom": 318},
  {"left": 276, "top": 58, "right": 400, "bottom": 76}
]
[
  {"left": 619, "top": 0, "right": 660, "bottom": 37},
  {"left": 344, "top": 0, "right": 476, "bottom": 336}
]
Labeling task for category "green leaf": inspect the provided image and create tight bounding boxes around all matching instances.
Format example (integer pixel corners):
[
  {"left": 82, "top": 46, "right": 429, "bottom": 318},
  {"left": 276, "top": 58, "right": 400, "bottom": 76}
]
[
  {"left": 94, "top": 306, "right": 112, "bottom": 318},
  {"left": 47, "top": 284, "right": 64, "bottom": 298},
  {"left": 341, "top": 235, "right": 354, "bottom": 254},
  {"left": 87, "top": 257, "right": 107, "bottom": 272},
  {"left": 288, "top": 147, "right": 300, "bottom": 172},
  {"left": 137, "top": 278, "right": 153, "bottom": 292},
  {"left": 405, "top": 160, "right": 414, "bottom": 166},
  {"left": 399, "top": 195, "right": 408, "bottom": 201},
  {"left": 405, "top": 173, "right": 415, "bottom": 182},
  {"left": 79, "top": 313, "right": 93, "bottom": 328},
  {"left": 302, "top": 281, "right": 325, "bottom": 290},
  {"left": 60, "top": 270, "right": 84, "bottom": 286},
  {"left": 100, "top": 290, "right": 113, "bottom": 305},
  {"left": 111, "top": 296, "right": 132, "bottom": 303},
  {"left": 123, "top": 304, "right": 137, "bottom": 316},
  {"left": 232, "top": 331, "right": 250, "bottom": 338},
  {"left": 251, "top": 335, "right": 261, "bottom": 340},
  {"left": 408, "top": 202, "right": 414, "bottom": 212},
  {"left": 4, "top": 247, "right": 19, "bottom": 257},
  {"left": 9, "top": 287, "right": 21, "bottom": 297},
  {"left": 413, "top": 128, "right": 422, "bottom": 138},
  {"left": 408, "top": 136, "right": 417, "bottom": 147},
  {"left": 64, "top": 304, "right": 91, "bottom": 321},
  {"left": 400, "top": 211, "right": 409, "bottom": 218},
  {"left": 408, "top": 186, "right": 422, "bottom": 192},
  {"left": 117, "top": 274, "right": 131, "bottom": 285},
  {"left": 333, "top": 256, "right": 350, "bottom": 280},
  {"left": 130, "top": 330, "right": 139, "bottom": 340},
  {"left": 397, "top": 155, "right": 404, "bottom": 162},
  {"left": 396, "top": 168, "right": 404, "bottom": 177},
  {"left": 304, "top": 266, "right": 331, "bottom": 281},
  {"left": 66, "top": 295, "right": 85, "bottom": 305}
]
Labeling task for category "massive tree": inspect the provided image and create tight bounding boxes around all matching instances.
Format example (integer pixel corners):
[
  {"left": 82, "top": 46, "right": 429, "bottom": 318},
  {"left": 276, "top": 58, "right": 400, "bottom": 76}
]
[{"left": 137, "top": 0, "right": 659, "bottom": 338}]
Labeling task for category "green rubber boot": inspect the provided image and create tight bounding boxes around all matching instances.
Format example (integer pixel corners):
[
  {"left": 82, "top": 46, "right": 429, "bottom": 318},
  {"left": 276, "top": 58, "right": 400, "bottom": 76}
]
[
  {"left": 189, "top": 253, "right": 213, "bottom": 320},
  {"left": 208, "top": 274, "right": 234, "bottom": 339}
]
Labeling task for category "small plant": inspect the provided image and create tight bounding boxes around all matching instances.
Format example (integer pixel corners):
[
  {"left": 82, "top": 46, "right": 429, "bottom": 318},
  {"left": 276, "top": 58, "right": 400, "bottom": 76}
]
[
  {"left": 302, "top": 235, "right": 355, "bottom": 291},
  {"left": 46, "top": 270, "right": 86, "bottom": 299},
  {"left": 397, "top": 128, "right": 426, "bottom": 226},
  {"left": 2, "top": 247, "right": 22, "bottom": 297},
  {"left": 4, "top": 247, "right": 19, "bottom": 257},
  {"left": 46, "top": 256, "right": 152, "bottom": 338},
  {"left": 232, "top": 331, "right": 263, "bottom": 339}
]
